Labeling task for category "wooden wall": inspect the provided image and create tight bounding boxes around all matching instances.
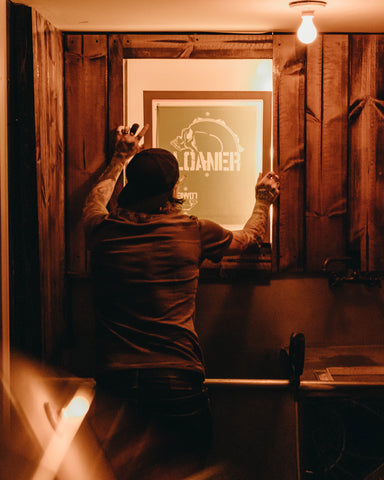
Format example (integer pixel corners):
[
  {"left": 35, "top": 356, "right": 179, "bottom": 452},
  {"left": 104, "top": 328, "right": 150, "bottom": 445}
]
[
  {"left": 8, "top": 5, "right": 64, "bottom": 361},
  {"left": 65, "top": 33, "right": 384, "bottom": 278},
  {"left": 7, "top": 24, "right": 384, "bottom": 480},
  {"left": 273, "top": 33, "right": 384, "bottom": 272},
  {"left": 273, "top": 35, "right": 349, "bottom": 272},
  {"left": 9, "top": 28, "right": 384, "bottom": 361}
]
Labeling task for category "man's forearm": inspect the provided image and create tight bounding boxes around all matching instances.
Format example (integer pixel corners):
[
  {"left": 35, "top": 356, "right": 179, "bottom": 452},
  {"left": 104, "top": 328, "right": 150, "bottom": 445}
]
[
  {"left": 225, "top": 171, "right": 279, "bottom": 253},
  {"left": 82, "top": 154, "right": 128, "bottom": 237},
  {"left": 82, "top": 124, "right": 147, "bottom": 242},
  {"left": 227, "top": 200, "right": 270, "bottom": 252}
]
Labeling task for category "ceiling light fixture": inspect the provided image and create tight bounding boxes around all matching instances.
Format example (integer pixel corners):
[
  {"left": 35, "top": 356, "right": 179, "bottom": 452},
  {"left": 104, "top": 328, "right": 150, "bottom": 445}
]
[{"left": 289, "top": 0, "right": 327, "bottom": 44}]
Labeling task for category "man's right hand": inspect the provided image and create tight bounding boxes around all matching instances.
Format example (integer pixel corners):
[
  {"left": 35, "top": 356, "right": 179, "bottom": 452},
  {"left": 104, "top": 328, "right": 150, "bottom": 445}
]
[{"left": 114, "top": 124, "right": 149, "bottom": 157}]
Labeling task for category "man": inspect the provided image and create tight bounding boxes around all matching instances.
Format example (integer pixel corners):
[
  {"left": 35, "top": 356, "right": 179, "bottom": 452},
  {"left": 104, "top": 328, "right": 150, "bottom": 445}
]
[{"left": 83, "top": 123, "right": 280, "bottom": 479}]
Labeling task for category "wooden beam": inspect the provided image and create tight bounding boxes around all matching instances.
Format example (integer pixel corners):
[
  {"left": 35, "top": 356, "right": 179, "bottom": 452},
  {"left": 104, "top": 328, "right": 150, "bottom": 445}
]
[
  {"left": 121, "top": 34, "right": 273, "bottom": 59},
  {"left": 65, "top": 34, "right": 108, "bottom": 276},
  {"left": 349, "top": 35, "right": 384, "bottom": 271},
  {"left": 273, "top": 35, "right": 306, "bottom": 272},
  {"left": 32, "top": 11, "right": 65, "bottom": 360},
  {"left": 306, "top": 35, "right": 349, "bottom": 271}
]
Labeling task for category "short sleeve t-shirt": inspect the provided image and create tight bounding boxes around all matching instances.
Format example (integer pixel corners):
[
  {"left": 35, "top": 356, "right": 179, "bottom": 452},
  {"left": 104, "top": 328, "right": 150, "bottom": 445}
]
[{"left": 89, "top": 208, "right": 232, "bottom": 376}]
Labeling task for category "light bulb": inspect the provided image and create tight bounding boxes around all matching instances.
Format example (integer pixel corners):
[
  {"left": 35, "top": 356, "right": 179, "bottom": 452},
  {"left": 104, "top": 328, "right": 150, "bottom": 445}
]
[{"left": 297, "top": 13, "right": 317, "bottom": 44}]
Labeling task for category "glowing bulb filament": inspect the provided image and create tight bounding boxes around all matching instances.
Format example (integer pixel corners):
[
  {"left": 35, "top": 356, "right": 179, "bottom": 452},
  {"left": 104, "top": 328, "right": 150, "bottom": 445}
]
[{"left": 297, "top": 14, "right": 317, "bottom": 44}]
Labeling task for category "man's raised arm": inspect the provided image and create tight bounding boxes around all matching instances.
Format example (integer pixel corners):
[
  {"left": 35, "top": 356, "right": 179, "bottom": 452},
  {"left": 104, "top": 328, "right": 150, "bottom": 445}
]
[
  {"left": 82, "top": 124, "right": 148, "bottom": 240},
  {"left": 225, "top": 171, "right": 280, "bottom": 253}
]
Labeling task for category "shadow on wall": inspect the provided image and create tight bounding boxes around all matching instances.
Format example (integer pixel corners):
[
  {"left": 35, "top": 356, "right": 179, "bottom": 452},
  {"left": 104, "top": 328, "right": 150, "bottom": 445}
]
[
  {"left": 196, "top": 276, "right": 384, "bottom": 379},
  {"left": 65, "top": 275, "right": 384, "bottom": 379}
]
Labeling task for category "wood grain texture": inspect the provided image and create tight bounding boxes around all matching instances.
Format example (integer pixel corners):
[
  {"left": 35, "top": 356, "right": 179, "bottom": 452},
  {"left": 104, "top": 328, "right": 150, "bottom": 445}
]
[
  {"left": 108, "top": 34, "right": 125, "bottom": 208},
  {"left": 273, "top": 35, "right": 306, "bottom": 272},
  {"left": 32, "top": 10, "right": 65, "bottom": 360},
  {"left": 306, "top": 35, "right": 349, "bottom": 271},
  {"left": 349, "top": 35, "right": 384, "bottom": 271},
  {"left": 8, "top": 4, "right": 42, "bottom": 356},
  {"left": 65, "top": 34, "right": 108, "bottom": 276},
  {"left": 120, "top": 34, "right": 273, "bottom": 59},
  {"left": 108, "top": 34, "right": 124, "bottom": 136}
]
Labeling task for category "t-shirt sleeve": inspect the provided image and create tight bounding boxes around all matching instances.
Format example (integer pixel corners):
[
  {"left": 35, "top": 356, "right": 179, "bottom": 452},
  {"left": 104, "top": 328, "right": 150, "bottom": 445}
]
[{"left": 198, "top": 219, "right": 233, "bottom": 263}]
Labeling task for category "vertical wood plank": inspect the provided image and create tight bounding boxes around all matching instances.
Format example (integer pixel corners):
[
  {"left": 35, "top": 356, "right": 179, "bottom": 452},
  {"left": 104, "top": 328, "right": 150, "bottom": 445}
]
[
  {"left": 306, "top": 35, "right": 349, "bottom": 271},
  {"left": 108, "top": 34, "right": 124, "bottom": 133},
  {"left": 349, "top": 35, "right": 384, "bottom": 271},
  {"left": 108, "top": 34, "right": 125, "bottom": 207},
  {"left": 64, "top": 34, "right": 83, "bottom": 275},
  {"left": 8, "top": 4, "right": 43, "bottom": 357},
  {"left": 349, "top": 35, "right": 373, "bottom": 270},
  {"left": 305, "top": 37, "right": 323, "bottom": 270},
  {"left": 32, "top": 10, "right": 65, "bottom": 360},
  {"left": 273, "top": 35, "right": 306, "bottom": 272},
  {"left": 374, "top": 37, "right": 384, "bottom": 271},
  {"left": 65, "top": 34, "right": 108, "bottom": 276}
]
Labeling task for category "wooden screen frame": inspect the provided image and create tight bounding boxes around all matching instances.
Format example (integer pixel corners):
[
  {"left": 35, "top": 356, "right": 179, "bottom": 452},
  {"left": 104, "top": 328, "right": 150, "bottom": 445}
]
[{"left": 107, "top": 34, "right": 274, "bottom": 280}]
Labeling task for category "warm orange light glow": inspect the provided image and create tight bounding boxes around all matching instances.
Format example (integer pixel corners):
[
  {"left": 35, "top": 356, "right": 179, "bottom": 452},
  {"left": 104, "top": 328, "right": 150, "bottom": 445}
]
[
  {"left": 62, "top": 396, "right": 90, "bottom": 419},
  {"left": 32, "top": 389, "right": 94, "bottom": 480}
]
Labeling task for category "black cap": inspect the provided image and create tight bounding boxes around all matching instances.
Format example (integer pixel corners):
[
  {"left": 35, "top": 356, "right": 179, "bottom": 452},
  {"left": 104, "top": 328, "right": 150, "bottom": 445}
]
[{"left": 118, "top": 148, "right": 179, "bottom": 212}]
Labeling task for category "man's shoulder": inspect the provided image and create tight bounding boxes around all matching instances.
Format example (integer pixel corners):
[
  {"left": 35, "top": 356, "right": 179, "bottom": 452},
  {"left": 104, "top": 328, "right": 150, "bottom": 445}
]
[{"left": 197, "top": 218, "right": 229, "bottom": 232}]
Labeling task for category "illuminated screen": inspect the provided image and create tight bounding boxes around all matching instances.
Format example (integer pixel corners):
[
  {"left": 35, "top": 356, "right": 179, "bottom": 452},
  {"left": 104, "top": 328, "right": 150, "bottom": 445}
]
[{"left": 145, "top": 92, "right": 271, "bottom": 230}]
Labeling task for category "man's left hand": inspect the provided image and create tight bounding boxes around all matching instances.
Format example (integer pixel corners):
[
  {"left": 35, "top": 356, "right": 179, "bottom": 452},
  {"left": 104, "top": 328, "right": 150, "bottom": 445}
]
[{"left": 256, "top": 171, "right": 280, "bottom": 204}]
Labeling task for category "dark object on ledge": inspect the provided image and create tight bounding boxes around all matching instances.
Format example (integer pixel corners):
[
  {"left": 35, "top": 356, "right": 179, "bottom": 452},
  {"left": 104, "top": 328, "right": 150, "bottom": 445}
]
[
  {"left": 289, "top": 332, "right": 305, "bottom": 386},
  {"left": 280, "top": 332, "right": 306, "bottom": 386},
  {"left": 322, "top": 257, "right": 384, "bottom": 288}
]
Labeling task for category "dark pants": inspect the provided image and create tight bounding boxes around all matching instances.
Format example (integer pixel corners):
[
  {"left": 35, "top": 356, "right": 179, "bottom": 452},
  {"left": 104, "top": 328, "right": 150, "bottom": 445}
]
[{"left": 88, "top": 369, "right": 212, "bottom": 480}]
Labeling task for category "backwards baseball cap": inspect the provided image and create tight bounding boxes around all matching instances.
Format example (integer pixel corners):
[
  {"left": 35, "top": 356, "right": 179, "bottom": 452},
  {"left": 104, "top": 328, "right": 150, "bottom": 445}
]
[{"left": 118, "top": 148, "right": 180, "bottom": 212}]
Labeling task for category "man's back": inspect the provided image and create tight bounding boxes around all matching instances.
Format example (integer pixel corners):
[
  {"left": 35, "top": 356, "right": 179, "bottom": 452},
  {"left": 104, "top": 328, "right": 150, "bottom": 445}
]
[{"left": 90, "top": 208, "right": 231, "bottom": 375}]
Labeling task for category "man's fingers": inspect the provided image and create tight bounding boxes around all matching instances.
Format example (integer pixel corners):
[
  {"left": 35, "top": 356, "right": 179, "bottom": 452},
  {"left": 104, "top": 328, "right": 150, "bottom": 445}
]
[
  {"left": 266, "top": 172, "right": 279, "bottom": 182},
  {"left": 129, "top": 123, "right": 139, "bottom": 135},
  {"left": 116, "top": 124, "right": 149, "bottom": 140},
  {"left": 136, "top": 124, "right": 149, "bottom": 141},
  {"left": 257, "top": 171, "right": 280, "bottom": 188}
]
